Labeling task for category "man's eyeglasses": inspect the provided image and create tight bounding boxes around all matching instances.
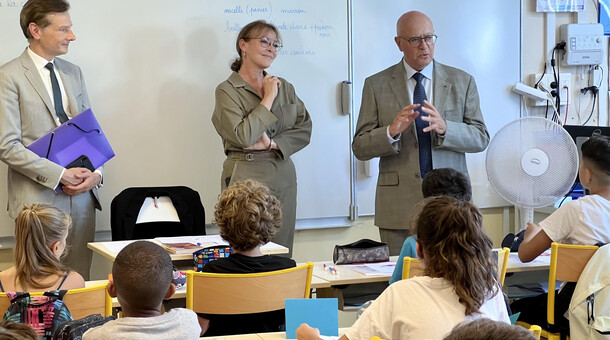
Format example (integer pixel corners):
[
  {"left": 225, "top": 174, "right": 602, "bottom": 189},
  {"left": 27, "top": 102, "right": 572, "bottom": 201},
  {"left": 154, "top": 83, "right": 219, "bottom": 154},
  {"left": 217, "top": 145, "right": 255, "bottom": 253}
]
[
  {"left": 399, "top": 34, "right": 437, "bottom": 48},
  {"left": 250, "top": 37, "right": 283, "bottom": 52}
]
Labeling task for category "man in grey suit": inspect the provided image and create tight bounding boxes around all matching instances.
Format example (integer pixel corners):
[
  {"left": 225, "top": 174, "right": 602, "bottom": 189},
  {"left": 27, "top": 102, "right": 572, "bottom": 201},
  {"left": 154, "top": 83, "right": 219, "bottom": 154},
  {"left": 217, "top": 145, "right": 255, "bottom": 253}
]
[
  {"left": 353, "top": 11, "right": 489, "bottom": 254},
  {"left": 0, "top": 0, "right": 101, "bottom": 279}
]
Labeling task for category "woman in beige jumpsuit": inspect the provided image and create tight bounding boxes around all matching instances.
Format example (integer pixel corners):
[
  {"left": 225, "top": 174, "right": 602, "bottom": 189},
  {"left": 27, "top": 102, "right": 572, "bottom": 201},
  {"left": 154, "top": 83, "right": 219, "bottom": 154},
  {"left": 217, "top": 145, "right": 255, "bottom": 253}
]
[{"left": 211, "top": 20, "right": 312, "bottom": 257}]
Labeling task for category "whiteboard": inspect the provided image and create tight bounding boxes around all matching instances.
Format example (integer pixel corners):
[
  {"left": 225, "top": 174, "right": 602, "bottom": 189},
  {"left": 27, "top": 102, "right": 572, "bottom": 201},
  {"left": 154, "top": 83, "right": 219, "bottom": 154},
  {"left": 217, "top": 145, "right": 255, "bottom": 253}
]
[
  {"left": 0, "top": 0, "right": 351, "bottom": 237},
  {"left": 352, "top": 0, "right": 521, "bottom": 212}
]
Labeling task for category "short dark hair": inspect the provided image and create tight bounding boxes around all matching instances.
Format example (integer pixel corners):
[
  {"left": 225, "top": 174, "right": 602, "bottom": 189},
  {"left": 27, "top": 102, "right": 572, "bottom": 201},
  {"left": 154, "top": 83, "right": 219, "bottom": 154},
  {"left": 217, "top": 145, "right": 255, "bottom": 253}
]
[
  {"left": 112, "top": 241, "right": 173, "bottom": 310},
  {"left": 581, "top": 135, "right": 610, "bottom": 181},
  {"left": 422, "top": 168, "right": 472, "bottom": 201},
  {"left": 20, "top": 0, "right": 70, "bottom": 40},
  {"left": 443, "top": 318, "right": 536, "bottom": 340},
  {"left": 214, "top": 179, "right": 282, "bottom": 252}
]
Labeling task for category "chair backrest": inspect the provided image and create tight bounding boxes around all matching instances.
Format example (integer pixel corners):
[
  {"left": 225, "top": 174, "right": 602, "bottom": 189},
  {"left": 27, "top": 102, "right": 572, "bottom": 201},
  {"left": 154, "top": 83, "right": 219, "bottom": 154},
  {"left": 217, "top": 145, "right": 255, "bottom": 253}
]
[
  {"left": 110, "top": 186, "right": 206, "bottom": 240},
  {"left": 186, "top": 262, "right": 313, "bottom": 314},
  {"left": 547, "top": 242, "right": 598, "bottom": 325},
  {"left": 0, "top": 284, "right": 112, "bottom": 320},
  {"left": 529, "top": 325, "right": 542, "bottom": 340},
  {"left": 497, "top": 247, "right": 510, "bottom": 286},
  {"left": 402, "top": 257, "right": 424, "bottom": 280}
]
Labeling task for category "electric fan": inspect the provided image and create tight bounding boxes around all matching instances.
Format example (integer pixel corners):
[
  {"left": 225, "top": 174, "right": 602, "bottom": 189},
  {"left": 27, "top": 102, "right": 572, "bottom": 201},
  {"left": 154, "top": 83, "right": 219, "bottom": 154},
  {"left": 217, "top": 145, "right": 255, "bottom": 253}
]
[{"left": 486, "top": 117, "right": 579, "bottom": 231}]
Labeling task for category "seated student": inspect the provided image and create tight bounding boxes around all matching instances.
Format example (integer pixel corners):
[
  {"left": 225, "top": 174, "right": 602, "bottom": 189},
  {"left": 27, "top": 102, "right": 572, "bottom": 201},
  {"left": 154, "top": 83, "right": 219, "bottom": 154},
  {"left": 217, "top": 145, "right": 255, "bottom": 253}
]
[
  {"left": 0, "top": 319, "right": 38, "bottom": 340},
  {"left": 512, "top": 135, "right": 610, "bottom": 333},
  {"left": 83, "top": 241, "right": 200, "bottom": 339},
  {"left": 442, "top": 318, "right": 536, "bottom": 340},
  {"left": 297, "top": 196, "right": 510, "bottom": 340},
  {"left": 199, "top": 179, "right": 296, "bottom": 336},
  {"left": 0, "top": 204, "right": 84, "bottom": 292},
  {"left": 389, "top": 168, "right": 472, "bottom": 284}
]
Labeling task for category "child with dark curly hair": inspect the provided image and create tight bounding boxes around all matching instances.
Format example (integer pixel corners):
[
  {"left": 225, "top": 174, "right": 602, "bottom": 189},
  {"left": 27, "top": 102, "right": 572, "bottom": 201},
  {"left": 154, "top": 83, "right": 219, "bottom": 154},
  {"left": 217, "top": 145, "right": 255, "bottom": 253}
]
[{"left": 198, "top": 179, "right": 296, "bottom": 336}]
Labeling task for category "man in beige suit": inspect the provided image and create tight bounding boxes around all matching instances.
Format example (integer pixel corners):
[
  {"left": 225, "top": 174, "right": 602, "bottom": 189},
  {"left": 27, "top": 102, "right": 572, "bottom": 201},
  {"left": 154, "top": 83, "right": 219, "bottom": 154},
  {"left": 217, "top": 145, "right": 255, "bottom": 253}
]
[
  {"left": 353, "top": 11, "right": 489, "bottom": 254},
  {"left": 0, "top": 0, "right": 101, "bottom": 279}
]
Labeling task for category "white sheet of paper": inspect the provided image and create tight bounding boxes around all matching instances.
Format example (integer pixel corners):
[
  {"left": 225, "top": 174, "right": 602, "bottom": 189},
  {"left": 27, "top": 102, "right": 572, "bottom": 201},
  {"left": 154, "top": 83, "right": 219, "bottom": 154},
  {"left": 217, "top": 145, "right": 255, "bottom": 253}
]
[
  {"left": 102, "top": 240, "right": 138, "bottom": 253},
  {"left": 136, "top": 196, "right": 180, "bottom": 224}
]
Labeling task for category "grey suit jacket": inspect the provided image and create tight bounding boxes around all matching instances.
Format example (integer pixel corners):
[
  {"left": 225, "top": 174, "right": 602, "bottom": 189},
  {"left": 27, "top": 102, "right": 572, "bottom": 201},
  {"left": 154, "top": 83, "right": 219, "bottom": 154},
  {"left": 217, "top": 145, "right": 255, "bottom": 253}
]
[
  {"left": 0, "top": 49, "right": 101, "bottom": 218},
  {"left": 352, "top": 60, "right": 489, "bottom": 230}
]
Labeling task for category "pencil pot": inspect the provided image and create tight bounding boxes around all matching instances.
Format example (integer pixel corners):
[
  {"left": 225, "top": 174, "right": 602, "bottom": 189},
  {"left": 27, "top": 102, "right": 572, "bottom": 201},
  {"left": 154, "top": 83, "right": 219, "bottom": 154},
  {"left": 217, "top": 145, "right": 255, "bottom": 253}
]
[
  {"left": 333, "top": 239, "right": 390, "bottom": 264},
  {"left": 193, "top": 245, "right": 233, "bottom": 271}
]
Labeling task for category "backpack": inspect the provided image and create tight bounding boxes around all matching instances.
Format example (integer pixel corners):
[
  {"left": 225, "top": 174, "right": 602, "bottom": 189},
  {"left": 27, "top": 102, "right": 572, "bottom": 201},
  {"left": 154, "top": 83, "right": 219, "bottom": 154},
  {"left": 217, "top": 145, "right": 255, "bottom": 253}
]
[
  {"left": 54, "top": 314, "right": 115, "bottom": 340},
  {"left": 3, "top": 290, "right": 73, "bottom": 339},
  {"left": 569, "top": 244, "right": 610, "bottom": 339}
]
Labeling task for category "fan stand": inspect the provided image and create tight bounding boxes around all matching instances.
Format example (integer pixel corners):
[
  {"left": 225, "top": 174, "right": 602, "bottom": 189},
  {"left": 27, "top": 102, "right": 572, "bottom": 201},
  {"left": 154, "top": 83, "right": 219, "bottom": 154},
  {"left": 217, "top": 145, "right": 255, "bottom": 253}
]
[{"left": 516, "top": 206, "right": 534, "bottom": 232}]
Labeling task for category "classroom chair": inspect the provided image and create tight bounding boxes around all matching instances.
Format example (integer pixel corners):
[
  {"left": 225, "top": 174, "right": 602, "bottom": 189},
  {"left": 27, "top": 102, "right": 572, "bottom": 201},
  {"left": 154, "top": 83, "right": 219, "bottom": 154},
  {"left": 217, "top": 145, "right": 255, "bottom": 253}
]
[
  {"left": 529, "top": 325, "right": 542, "bottom": 340},
  {"left": 0, "top": 283, "right": 112, "bottom": 320},
  {"left": 401, "top": 257, "right": 424, "bottom": 280},
  {"left": 186, "top": 262, "right": 313, "bottom": 315},
  {"left": 497, "top": 247, "right": 510, "bottom": 286},
  {"left": 516, "top": 242, "right": 598, "bottom": 340},
  {"left": 370, "top": 337, "right": 389, "bottom": 340},
  {"left": 110, "top": 186, "right": 206, "bottom": 240}
]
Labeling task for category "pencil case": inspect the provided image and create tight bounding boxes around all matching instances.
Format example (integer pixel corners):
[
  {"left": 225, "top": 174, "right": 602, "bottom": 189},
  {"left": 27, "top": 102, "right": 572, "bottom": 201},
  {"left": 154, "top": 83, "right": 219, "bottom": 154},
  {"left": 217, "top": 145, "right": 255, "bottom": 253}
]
[
  {"left": 333, "top": 238, "right": 390, "bottom": 264},
  {"left": 193, "top": 245, "right": 233, "bottom": 271}
]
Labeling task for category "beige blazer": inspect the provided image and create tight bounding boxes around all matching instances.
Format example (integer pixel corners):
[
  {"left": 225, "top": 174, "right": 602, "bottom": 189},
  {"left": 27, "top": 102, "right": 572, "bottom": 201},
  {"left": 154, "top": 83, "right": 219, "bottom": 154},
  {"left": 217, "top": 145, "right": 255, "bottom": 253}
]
[
  {"left": 0, "top": 49, "right": 101, "bottom": 218},
  {"left": 352, "top": 60, "right": 489, "bottom": 230}
]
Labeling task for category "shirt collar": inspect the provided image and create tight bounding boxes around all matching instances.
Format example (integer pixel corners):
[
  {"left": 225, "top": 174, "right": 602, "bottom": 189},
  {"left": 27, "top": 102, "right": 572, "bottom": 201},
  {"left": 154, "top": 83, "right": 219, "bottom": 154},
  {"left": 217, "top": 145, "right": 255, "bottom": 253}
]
[
  {"left": 27, "top": 47, "right": 55, "bottom": 72},
  {"left": 402, "top": 58, "right": 433, "bottom": 81}
]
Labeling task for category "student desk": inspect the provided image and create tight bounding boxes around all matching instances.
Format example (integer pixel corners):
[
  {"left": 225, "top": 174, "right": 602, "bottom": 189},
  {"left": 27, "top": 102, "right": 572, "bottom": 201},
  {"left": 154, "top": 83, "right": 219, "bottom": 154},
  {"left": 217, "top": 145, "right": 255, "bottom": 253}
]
[
  {"left": 199, "top": 328, "right": 349, "bottom": 339},
  {"left": 311, "top": 253, "right": 551, "bottom": 309},
  {"left": 506, "top": 251, "right": 551, "bottom": 272},
  {"left": 88, "top": 235, "right": 289, "bottom": 263}
]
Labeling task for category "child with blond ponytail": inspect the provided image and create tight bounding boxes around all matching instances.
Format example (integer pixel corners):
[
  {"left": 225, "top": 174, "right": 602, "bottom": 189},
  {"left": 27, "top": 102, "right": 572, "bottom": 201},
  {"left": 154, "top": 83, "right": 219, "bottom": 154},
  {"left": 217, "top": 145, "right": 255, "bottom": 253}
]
[{"left": 0, "top": 204, "right": 84, "bottom": 292}]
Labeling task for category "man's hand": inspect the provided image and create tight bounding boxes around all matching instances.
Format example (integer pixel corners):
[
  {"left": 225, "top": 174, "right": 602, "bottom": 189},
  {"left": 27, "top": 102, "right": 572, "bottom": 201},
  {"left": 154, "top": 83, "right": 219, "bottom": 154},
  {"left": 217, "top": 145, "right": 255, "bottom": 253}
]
[
  {"left": 420, "top": 100, "right": 446, "bottom": 135},
  {"left": 244, "top": 131, "right": 272, "bottom": 151},
  {"left": 60, "top": 168, "right": 87, "bottom": 187},
  {"left": 388, "top": 104, "right": 420, "bottom": 138},
  {"left": 296, "top": 324, "right": 322, "bottom": 340},
  {"left": 62, "top": 169, "right": 101, "bottom": 196}
]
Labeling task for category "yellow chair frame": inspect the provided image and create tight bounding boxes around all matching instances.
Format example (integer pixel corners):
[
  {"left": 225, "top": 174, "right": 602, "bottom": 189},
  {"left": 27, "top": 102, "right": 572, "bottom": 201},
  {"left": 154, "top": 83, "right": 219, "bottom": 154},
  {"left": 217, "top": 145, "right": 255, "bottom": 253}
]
[
  {"left": 401, "top": 257, "right": 424, "bottom": 280},
  {"left": 497, "top": 247, "right": 510, "bottom": 286},
  {"left": 529, "top": 325, "right": 542, "bottom": 340},
  {"left": 402, "top": 248, "right": 509, "bottom": 285},
  {"left": 186, "top": 262, "right": 313, "bottom": 314},
  {"left": 517, "top": 242, "right": 598, "bottom": 340},
  {"left": 0, "top": 283, "right": 112, "bottom": 319}
]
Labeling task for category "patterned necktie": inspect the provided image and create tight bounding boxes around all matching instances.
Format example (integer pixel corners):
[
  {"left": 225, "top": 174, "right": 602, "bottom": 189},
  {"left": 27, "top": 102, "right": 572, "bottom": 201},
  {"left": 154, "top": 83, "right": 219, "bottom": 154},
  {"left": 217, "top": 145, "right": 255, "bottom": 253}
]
[
  {"left": 45, "top": 62, "right": 69, "bottom": 123},
  {"left": 412, "top": 72, "right": 433, "bottom": 177}
]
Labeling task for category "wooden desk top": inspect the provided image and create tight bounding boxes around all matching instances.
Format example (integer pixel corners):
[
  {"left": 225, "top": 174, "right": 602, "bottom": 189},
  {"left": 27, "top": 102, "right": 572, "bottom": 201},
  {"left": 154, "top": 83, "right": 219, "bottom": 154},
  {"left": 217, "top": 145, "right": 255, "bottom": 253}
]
[
  {"left": 200, "top": 328, "right": 348, "bottom": 339},
  {"left": 506, "top": 252, "right": 550, "bottom": 273},
  {"left": 88, "top": 236, "right": 288, "bottom": 262}
]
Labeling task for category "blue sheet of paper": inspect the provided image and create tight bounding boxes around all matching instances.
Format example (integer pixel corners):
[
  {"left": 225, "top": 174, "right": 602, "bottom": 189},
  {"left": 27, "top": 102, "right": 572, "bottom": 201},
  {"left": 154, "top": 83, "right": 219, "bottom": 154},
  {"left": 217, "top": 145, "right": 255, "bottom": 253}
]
[{"left": 285, "top": 298, "right": 338, "bottom": 339}]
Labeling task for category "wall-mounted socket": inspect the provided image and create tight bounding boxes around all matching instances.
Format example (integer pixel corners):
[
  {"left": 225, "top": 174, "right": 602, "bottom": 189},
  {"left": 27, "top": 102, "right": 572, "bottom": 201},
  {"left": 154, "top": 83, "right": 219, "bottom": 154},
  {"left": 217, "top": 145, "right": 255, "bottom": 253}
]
[{"left": 530, "top": 73, "right": 571, "bottom": 106}]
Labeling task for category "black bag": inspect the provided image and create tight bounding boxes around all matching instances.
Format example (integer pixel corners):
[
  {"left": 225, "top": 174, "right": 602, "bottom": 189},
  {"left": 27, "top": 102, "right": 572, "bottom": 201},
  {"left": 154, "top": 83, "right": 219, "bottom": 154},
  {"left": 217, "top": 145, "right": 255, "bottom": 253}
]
[
  {"left": 501, "top": 230, "right": 525, "bottom": 252},
  {"left": 54, "top": 314, "right": 115, "bottom": 340},
  {"left": 333, "top": 239, "right": 390, "bottom": 264}
]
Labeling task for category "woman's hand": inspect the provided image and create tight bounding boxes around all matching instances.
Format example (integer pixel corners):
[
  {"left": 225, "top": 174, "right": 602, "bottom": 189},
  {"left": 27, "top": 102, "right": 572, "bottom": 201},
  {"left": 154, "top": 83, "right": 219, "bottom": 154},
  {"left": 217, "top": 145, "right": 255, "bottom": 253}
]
[
  {"left": 245, "top": 132, "right": 272, "bottom": 150},
  {"left": 261, "top": 74, "right": 281, "bottom": 110}
]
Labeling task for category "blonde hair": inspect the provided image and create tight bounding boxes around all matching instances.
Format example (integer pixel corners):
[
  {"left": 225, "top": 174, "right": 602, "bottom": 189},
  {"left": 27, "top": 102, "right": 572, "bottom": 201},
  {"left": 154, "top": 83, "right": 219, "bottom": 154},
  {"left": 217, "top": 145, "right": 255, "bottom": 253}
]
[
  {"left": 415, "top": 196, "right": 499, "bottom": 315},
  {"left": 214, "top": 180, "right": 282, "bottom": 251},
  {"left": 14, "top": 204, "right": 71, "bottom": 289}
]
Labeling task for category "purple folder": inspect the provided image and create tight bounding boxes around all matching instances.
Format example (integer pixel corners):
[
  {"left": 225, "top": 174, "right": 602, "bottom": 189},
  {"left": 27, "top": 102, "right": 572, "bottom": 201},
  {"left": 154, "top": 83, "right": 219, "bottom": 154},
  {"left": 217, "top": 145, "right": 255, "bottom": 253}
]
[{"left": 27, "top": 109, "right": 115, "bottom": 170}]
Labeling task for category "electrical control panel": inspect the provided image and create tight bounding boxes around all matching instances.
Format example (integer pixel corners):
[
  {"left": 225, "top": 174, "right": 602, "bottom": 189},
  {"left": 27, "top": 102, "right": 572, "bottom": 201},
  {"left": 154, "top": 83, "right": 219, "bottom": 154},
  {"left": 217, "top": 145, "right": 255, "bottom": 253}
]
[{"left": 560, "top": 24, "right": 604, "bottom": 66}]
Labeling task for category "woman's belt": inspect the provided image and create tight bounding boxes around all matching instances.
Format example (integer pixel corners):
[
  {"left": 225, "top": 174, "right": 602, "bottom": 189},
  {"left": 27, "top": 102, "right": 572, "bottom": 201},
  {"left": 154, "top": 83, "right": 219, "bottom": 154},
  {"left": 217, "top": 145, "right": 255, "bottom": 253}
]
[{"left": 228, "top": 151, "right": 278, "bottom": 161}]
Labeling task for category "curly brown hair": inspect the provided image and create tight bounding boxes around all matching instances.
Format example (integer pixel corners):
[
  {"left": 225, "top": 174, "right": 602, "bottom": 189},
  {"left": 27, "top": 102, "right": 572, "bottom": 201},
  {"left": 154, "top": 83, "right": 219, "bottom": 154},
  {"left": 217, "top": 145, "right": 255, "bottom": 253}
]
[
  {"left": 415, "top": 196, "right": 499, "bottom": 315},
  {"left": 214, "top": 179, "right": 282, "bottom": 252}
]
